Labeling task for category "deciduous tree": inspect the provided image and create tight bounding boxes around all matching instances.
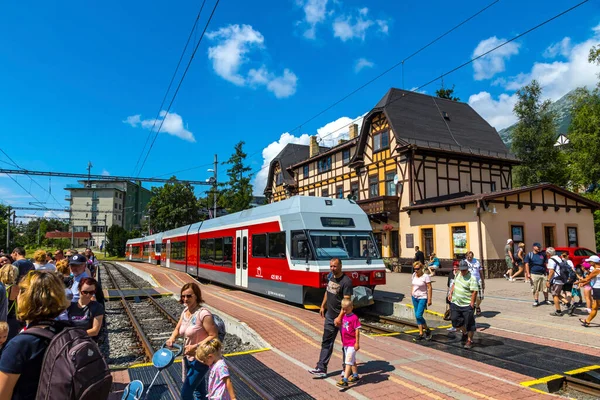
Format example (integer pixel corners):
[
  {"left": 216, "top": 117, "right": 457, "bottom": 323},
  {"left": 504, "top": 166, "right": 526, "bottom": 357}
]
[
  {"left": 106, "top": 225, "right": 128, "bottom": 257},
  {"left": 146, "top": 177, "right": 201, "bottom": 232}
]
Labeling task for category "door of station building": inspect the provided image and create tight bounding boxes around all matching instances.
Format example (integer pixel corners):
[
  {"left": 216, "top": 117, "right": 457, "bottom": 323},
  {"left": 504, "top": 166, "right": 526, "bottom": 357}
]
[
  {"left": 235, "top": 230, "right": 248, "bottom": 288},
  {"left": 166, "top": 240, "right": 171, "bottom": 269}
]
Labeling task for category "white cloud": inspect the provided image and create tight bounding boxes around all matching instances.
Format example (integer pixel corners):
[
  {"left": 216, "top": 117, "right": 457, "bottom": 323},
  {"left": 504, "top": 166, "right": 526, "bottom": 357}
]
[
  {"left": 43, "top": 211, "right": 69, "bottom": 219},
  {"left": 296, "top": 0, "right": 328, "bottom": 40},
  {"left": 332, "top": 8, "right": 389, "bottom": 42},
  {"left": 207, "top": 24, "right": 297, "bottom": 98},
  {"left": 101, "top": 169, "right": 110, "bottom": 176},
  {"left": 123, "top": 111, "right": 195, "bottom": 142},
  {"left": 253, "top": 115, "right": 364, "bottom": 195},
  {"left": 544, "top": 37, "right": 571, "bottom": 58},
  {"left": 354, "top": 58, "right": 374, "bottom": 73},
  {"left": 472, "top": 36, "right": 520, "bottom": 80},
  {"left": 468, "top": 91, "right": 518, "bottom": 131}
]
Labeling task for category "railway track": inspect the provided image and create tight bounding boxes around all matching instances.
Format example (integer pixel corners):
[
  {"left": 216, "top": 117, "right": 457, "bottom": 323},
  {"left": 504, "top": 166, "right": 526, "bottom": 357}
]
[{"left": 103, "top": 262, "right": 178, "bottom": 361}]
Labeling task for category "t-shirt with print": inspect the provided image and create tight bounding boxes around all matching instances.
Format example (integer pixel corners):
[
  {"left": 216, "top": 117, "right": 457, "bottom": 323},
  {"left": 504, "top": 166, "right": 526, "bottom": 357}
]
[
  {"left": 451, "top": 272, "right": 479, "bottom": 307},
  {"left": 325, "top": 274, "right": 353, "bottom": 318},
  {"left": 411, "top": 273, "right": 431, "bottom": 299},
  {"left": 179, "top": 307, "right": 211, "bottom": 361},
  {"left": 340, "top": 313, "right": 361, "bottom": 347},
  {"left": 524, "top": 251, "right": 547, "bottom": 275},
  {"left": 548, "top": 256, "right": 564, "bottom": 284},
  {"left": 466, "top": 258, "right": 482, "bottom": 281},
  {"left": 207, "top": 358, "right": 231, "bottom": 400},
  {"left": 67, "top": 301, "right": 105, "bottom": 340}
]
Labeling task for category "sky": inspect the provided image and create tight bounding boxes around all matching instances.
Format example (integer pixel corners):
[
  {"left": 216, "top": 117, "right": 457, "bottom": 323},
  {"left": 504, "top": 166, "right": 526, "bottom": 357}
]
[{"left": 1, "top": 0, "right": 600, "bottom": 221}]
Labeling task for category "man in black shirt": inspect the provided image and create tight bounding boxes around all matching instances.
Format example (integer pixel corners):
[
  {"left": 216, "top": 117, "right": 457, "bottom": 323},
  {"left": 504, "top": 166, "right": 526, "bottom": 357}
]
[
  {"left": 11, "top": 247, "right": 34, "bottom": 282},
  {"left": 309, "top": 258, "right": 353, "bottom": 378},
  {"left": 414, "top": 246, "right": 425, "bottom": 264}
]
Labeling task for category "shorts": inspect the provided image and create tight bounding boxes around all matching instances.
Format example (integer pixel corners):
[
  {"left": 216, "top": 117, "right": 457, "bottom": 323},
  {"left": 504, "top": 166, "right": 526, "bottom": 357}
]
[
  {"left": 429, "top": 264, "right": 439, "bottom": 269},
  {"left": 342, "top": 346, "right": 357, "bottom": 366},
  {"left": 562, "top": 283, "right": 573, "bottom": 293},
  {"left": 450, "top": 303, "right": 476, "bottom": 332},
  {"left": 531, "top": 274, "right": 547, "bottom": 293},
  {"left": 593, "top": 288, "right": 600, "bottom": 300},
  {"left": 505, "top": 257, "right": 513, "bottom": 269},
  {"left": 476, "top": 279, "right": 484, "bottom": 301},
  {"left": 550, "top": 283, "right": 563, "bottom": 297}
]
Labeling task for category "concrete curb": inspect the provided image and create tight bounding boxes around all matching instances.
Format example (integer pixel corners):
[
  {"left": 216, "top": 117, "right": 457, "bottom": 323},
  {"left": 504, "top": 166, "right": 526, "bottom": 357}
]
[{"left": 115, "top": 262, "right": 160, "bottom": 287}]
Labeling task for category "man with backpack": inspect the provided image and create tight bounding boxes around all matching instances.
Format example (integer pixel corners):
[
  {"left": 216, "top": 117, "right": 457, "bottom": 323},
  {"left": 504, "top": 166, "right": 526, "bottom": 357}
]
[
  {"left": 546, "top": 247, "right": 576, "bottom": 316},
  {"left": 524, "top": 243, "right": 550, "bottom": 307}
]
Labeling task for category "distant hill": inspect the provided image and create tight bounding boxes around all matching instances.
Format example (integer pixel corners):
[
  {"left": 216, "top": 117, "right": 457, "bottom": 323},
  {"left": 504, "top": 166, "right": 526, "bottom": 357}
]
[{"left": 497, "top": 89, "right": 576, "bottom": 147}]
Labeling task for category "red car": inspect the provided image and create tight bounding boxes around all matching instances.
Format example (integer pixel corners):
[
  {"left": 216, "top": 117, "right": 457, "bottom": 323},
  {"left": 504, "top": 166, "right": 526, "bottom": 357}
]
[{"left": 552, "top": 247, "right": 599, "bottom": 267}]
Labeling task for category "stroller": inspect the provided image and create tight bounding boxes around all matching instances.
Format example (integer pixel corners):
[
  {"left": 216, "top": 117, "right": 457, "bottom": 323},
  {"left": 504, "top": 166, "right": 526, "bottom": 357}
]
[{"left": 122, "top": 342, "right": 183, "bottom": 400}]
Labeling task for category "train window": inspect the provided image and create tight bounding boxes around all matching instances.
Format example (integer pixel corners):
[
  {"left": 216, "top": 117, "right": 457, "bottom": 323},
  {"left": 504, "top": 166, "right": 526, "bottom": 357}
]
[
  {"left": 206, "top": 238, "right": 215, "bottom": 264},
  {"left": 171, "top": 241, "right": 186, "bottom": 261},
  {"left": 223, "top": 237, "right": 233, "bottom": 267},
  {"left": 155, "top": 243, "right": 162, "bottom": 253},
  {"left": 252, "top": 234, "right": 267, "bottom": 257},
  {"left": 341, "top": 231, "right": 381, "bottom": 259},
  {"left": 309, "top": 231, "right": 348, "bottom": 259},
  {"left": 200, "top": 239, "right": 208, "bottom": 263},
  {"left": 268, "top": 232, "right": 286, "bottom": 258},
  {"left": 291, "top": 231, "right": 310, "bottom": 260},
  {"left": 214, "top": 238, "right": 223, "bottom": 265}
]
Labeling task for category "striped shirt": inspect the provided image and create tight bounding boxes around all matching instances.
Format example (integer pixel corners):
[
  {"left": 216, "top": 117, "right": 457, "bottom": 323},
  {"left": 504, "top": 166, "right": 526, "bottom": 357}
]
[{"left": 451, "top": 272, "right": 479, "bottom": 307}]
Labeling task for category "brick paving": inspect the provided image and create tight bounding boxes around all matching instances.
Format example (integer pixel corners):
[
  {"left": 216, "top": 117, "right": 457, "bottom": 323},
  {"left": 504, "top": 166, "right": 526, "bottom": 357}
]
[{"left": 110, "top": 262, "right": 560, "bottom": 399}]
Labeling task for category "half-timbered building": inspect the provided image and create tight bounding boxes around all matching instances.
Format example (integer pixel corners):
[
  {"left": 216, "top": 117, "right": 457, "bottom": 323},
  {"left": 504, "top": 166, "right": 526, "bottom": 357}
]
[{"left": 264, "top": 88, "right": 599, "bottom": 276}]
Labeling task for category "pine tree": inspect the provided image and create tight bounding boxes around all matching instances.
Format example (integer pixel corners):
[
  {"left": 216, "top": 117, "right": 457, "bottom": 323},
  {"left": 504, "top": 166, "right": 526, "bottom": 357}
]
[
  {"left": 435, "top": 84, "right": 460, "bottom": 101},
  {"left": 220, "top": 141, "right": 253, "bottom": 214}
]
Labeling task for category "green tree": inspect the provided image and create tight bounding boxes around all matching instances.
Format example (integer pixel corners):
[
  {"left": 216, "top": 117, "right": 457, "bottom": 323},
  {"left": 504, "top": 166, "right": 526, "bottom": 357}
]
[
  {"left": 106, "top": 225, "right": 129, "bottom": 257},
  {"left": 511, "top": 80, "right": 567, "bottom": 187},
  {"left": 219, "top": 141, "right": 253, "bottom": 214},
  {"left": 435, "top": 84, "right": 460, "bottom": 101},
  {"left": 567, "top": 87, "right": 600, "bottom": 186},
  {"left": 146, "top": 177, "right": 201, "bottom": 232}
]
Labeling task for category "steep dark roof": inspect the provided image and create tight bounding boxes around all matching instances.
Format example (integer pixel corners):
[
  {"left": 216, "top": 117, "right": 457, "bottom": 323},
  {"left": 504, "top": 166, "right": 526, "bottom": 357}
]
[
  {"left": 353, "top": 88, "right": 517, "bottom": 163},
  {"left": 289, "top": 137, "right": 358, "bottom": 169},
  {"left": 264, "top": 144, "right": 321, "bottom": 194}
]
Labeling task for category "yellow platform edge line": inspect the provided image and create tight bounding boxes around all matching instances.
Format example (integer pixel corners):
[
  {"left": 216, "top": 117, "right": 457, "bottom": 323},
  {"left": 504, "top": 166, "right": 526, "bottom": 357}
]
[
  {"left": 224, "top": 347, "right": 271, "bottom": 357},
  {"left": 404, "top": 329, "right": 421, "bottom": 334},
  {"left": 401, "top": 303, "right": 445, "bottom": 317},
  {"left": 564, "top": 364, "right": 600, "bottom": 375},
  {"left": 368, "top": 332, "right": 401, "bottom": 337},
  {"left": 303, "top": 304, "right": 321, "bottom": 310},
  {"left": 520, "top": 374, "right": 563, "bottom": 387}
]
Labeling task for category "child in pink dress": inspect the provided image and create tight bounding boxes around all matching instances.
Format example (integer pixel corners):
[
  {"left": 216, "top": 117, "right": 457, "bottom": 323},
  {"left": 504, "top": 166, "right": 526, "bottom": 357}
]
[
  {"left": 337, "top": 298, "right": 361, "bottom": 388},
  {"left": 196, "top": 339, "right": 236, "bottom": 400}
]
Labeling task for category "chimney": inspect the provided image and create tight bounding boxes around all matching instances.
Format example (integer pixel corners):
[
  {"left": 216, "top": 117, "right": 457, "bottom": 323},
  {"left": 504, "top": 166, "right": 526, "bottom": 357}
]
[
  {"left": 309, "top": 136, "right": 319, "bottom": 158},
  {"left": 349, "top": 124, "right": 359, "bottom": 139},
  {"left": 338, "top": 139, "right": 347, "bottom": 145}
]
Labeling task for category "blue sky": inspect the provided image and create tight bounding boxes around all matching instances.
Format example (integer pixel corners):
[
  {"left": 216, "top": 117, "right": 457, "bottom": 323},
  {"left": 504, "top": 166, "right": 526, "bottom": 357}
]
[{"left": 1, "top": 0, "right": 600, "bottom": 220}]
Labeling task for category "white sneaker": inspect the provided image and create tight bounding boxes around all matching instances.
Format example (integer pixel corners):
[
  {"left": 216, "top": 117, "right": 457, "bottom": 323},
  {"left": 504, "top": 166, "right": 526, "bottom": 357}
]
[
  {"left": 509, "top": 278, "right": 514, "bottom": 282},
  {"left": 447, "top": 327, "right": 456, "bottom": 332}
]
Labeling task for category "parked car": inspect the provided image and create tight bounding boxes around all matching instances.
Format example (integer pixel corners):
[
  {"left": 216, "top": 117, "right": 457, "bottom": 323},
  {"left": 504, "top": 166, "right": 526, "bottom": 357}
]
[{"left": 548, "top": 247, "right": 599, "bottom": 267}]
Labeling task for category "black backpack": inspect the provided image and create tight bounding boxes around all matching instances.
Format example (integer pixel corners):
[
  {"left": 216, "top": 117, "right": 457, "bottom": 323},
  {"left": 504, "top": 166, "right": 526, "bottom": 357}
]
[
  {"left": 24, "top": 325, "right": 112, "bottom": 400},
  {"left": 551, "top": 257, "right": 576, "bottom": 284}
]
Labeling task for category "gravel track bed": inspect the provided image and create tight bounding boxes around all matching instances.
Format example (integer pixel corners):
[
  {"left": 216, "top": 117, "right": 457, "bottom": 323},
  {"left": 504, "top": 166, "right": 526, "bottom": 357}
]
[
  {"left": 128, "top": 299, "right": 176, "bottom": 351},
  {"left": 103, "top": 262, "right": 151, "bottom": 289},
  {"left": 100, "top": 301, "right": 144, "bottom": 367}
]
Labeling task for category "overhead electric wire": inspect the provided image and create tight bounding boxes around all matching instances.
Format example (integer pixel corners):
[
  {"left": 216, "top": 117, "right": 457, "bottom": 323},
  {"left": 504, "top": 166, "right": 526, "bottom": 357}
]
[
  {"left": 152, "top": 161, "right": 214, "bottom": 179},
  {"left": 247, "top": 0, "right": 590, "bottom": 180},
  {"left": 131, "top": 0, "right": 209, "bottom": 176},
  {"left": 2, "top": 173, "right": 64, "bottom": 220},
  {"left": 136, "top": 0, "right": 221, "bottom": 177}
]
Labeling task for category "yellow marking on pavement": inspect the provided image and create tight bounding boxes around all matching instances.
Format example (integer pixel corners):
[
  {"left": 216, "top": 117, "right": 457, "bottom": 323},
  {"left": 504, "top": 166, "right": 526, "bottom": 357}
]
[
  {"left": 303, "top": 304, "right": 321, "bottom": 310},
  {"left": 387, "top": 376, "right": 445, "bottom": 399},
  {"left": 436, "top": 324, "right": 452, "bottom": 329},
  {"left": 564, "top": 365, "right": 600, "bottom": 375},
  {"left": 224, "top": 348, "right": 271, "bottom": 357},
  {"left": 402, "top": 303, "right": 445, "bottom": 317},
  {"left": 402, "top": 366, "right": 499, "bottom": 400},
  {"left": 404, "top": 329, "right": 421, "bottom": 334},
  {"left": 520, "top": 374, "right": 563, "bottom": 387},
  {"left": 368, "top": 332, "right": 401, "bottom": 337}
]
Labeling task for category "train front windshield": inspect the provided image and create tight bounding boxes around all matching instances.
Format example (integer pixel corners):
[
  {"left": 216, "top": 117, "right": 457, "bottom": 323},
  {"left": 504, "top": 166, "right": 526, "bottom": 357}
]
[{"left": 309, "top": 230, "right": 381, "bottom": 260}]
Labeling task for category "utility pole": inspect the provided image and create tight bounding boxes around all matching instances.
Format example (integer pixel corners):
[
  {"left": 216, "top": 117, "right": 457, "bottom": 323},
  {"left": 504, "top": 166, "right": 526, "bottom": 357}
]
[
  {"left": 103, "top": 214, "right": 107, "bottom": 257},
  {"left": 86, "top": 161, "right": 93, "bottom": 188},
  {"left": 213, "top": 154, "right": 218, "bottom": 219},
  {"left": 6, "top": 206, "right": 10, "bottom": 251}
]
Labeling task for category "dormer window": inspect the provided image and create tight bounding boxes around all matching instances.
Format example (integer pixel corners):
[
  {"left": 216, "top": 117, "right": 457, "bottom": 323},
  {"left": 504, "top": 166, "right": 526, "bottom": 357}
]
[
  {"left": 373, "top": 130, "right": 389, "bottom": 152},
  {"left": 276, "top": 172, "right": 283, "bottom": 185}
]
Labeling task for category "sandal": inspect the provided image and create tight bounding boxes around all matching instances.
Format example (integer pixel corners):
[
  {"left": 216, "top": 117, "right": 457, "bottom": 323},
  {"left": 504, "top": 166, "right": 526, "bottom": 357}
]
[
  {"left": 579, "top": 318, "right": 590, "bottom": 327},
  {"left": 476, "top": 307, "right": 482, "bottom": 316}
]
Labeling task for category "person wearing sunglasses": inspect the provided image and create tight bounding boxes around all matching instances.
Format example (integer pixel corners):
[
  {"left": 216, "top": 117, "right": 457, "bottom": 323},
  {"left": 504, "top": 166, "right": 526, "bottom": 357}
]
[{"left": 66, "top": 277, "right": 104, "bottom": 342}]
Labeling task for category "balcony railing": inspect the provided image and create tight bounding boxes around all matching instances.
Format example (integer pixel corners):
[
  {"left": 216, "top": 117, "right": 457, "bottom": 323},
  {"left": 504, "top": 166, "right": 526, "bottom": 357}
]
[{"left": 357, "top": 196, "right": 399, "bottom": 222}]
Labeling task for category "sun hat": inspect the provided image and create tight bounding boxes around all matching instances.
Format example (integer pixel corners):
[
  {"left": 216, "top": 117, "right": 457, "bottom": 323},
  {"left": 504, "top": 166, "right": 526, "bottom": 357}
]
[
  {"left": 584, "top": 255, "right": 600, "bottom": 264},
  {"left": 506, "top": 239, "right": 513, "bottom": 244}
]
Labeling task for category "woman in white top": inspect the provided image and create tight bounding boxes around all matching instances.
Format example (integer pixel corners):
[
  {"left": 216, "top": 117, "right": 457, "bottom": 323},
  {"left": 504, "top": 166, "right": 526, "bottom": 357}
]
[
  {"left": 411, "top": 261, "right": 432, "bottom": 341},
  {"left": 32, "top": 250, "right": 56, "bottom": 272},
  {"left": 576, "top": 255, "right": 600, "bottom": 327},
  {"left": 465, "top": 251, "right": 484, "bottom": 316}
]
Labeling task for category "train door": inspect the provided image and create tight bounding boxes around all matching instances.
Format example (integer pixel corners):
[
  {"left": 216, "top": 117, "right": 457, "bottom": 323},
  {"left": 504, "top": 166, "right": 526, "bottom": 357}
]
[
  {"left": 166, "top": 240, "right": 171, "bottom": 269},
  {"left": 148, "top": 242, "right": 153, "bottom": 264},
  {"left": 128, "top": 245, "right": 132, "bottom": 260},
  {"left": 235, "top": 229, "right": 248, "bottom": 287}
]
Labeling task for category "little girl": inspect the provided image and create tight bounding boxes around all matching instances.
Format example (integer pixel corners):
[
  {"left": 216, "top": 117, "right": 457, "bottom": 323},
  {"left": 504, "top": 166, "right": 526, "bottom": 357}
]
[{"left": 196, "top": 339, "right": 236, "bottom": 400}]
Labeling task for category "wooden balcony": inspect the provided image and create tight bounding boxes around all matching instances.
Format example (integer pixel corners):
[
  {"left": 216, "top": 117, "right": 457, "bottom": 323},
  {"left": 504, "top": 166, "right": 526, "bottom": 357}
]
[{"left": 357, "top": 196, "right": 399, "bottom": 223}]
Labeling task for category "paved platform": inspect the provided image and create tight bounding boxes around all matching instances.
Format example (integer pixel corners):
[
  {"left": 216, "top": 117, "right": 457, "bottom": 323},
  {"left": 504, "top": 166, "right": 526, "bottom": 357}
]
[{"left": 109, "top": 262, "right": 575, "bottom": 399}]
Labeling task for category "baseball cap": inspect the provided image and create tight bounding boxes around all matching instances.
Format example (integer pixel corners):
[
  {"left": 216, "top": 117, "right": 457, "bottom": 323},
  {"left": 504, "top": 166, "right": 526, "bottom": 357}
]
[
  {"left": 506, "top": 239, "right": 513, "bottom": 244},
  {"left": 458, "top": 260, "right": 469, "bottom": 271},
  {"left": 533, "top": 242, "right": 542, "bottom": 248},
  {"left": 68, "top": 254, "right": 87, "bottom": 265},
  {"left": 584, "top": 255, "right": 600, "bottom": 264}
]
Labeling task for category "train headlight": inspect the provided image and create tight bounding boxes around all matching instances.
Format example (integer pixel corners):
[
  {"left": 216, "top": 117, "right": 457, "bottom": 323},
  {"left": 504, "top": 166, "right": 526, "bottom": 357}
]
[{"left": 374, "top": 271, "right": 384, "bottom": 279}]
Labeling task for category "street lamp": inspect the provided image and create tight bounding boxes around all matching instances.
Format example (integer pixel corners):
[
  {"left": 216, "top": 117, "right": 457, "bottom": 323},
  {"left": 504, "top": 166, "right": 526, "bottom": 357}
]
[{"left": 206, "top": 165, "right": 217, "bottom": 218}]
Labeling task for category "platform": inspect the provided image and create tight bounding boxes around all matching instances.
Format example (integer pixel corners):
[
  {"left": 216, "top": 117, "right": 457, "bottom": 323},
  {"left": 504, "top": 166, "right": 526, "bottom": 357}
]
[{"left": 110, "top": 261, "right": 600, "bottom": 399}]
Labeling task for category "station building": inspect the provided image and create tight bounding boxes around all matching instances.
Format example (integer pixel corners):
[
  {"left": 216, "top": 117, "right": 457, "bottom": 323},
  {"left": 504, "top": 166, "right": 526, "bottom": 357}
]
[{"left": 264, "top": 88, "right": 600, "bottom": 277}]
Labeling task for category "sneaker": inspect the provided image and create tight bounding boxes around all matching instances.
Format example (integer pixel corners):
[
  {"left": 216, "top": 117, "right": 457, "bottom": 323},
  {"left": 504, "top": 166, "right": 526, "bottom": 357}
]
[
  {"left": 503, "top": 273, "right": 509, "bottom": 280},
  {"left": 348, "top": 375, "right": 360, "bottom": 383},
  {"left": 464, "top": 340, "right": 473, "bottom": 349},
  {"left": 309, "top": 368, "right": 327, "bottom": 378},
  {"left": 336, "top": 379, "right": 348, "bottom": 388},
  {"left": 413, "top": 335, "right": 425, "bottom": 342},
  {"left": 545, "top": 300, "right": 553, "bottom": 305},
  {"left": 341, "top": 371, "right": 345, "bottom": 378},
  {"left": 425, "top": 329, "right": 432, "bottom": 341},
  {"left": 509, "top": 278, "right": 515, "bottom": 282},
  {"left": 567, "top": 303, "right": 577, "bottom": 315},
  {"left": 549, "top": 311, "right": 563, "bottom": 317},
  {"left": 447, "top": 326, "right": 457, "bottom": 332},
  {"left": 532, "top": 301, "right": 539, "bottom": 307}
]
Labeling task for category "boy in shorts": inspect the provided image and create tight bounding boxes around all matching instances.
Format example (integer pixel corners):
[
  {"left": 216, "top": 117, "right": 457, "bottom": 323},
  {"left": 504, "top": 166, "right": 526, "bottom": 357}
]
[{"left": 337, "top": 298, "right": 361, "bottom": 388}]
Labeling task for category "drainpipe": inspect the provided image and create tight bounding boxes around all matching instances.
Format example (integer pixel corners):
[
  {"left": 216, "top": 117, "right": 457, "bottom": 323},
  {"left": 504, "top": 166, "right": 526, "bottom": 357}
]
[
  {"left": 476, "top": 200, "right": 486, "bottom": 278},
  {"left": 408, "top": 147, "right": 415, "bottom": 205}
]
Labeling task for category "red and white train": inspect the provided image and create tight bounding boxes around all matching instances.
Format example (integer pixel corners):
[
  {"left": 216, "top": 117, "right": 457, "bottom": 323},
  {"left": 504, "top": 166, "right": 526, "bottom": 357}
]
[{"left": 126, "top": 196, "right": 386, "bottom": 305}]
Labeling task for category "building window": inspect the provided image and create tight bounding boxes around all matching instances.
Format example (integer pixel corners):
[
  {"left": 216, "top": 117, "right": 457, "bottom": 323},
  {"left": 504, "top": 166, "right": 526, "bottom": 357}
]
[
  {"left": 318, "top": 157, "right": 332, "bottom": 173},
  {"left": 303, "top": 165, "right": 309, "bottom": 178},
  {"left": 115, "top": 203, "right": 118, "bottom": 209},
  {"left": 373, "top": 130, "right": 390, "bottom": 152},
  {"left": 544, "top": 225, "right": 555, "bottom": 249},
  {"left": 491, "top": 182, "right": 497, "bottom": 192},
  {"left": 350, "top": 181, "right": 359, "bottom": 200},
  {"left": 276, "top": 173, "right": 283, "bottom": 186},
  {"left": 308, "top": 191, "right": 315, "bottom": 197},
  {"left": 342, "top": 149, "right": 351, "bottom": 165},
  {"left": 118, "top": 215, "right": 121, "bottom": 221},
  {"left": 336, "top": 186, "right": 344, "bottom": 199},
  {"left": 321, "top": 188, "right": 329, "bottom": 198},
  {"left": 567, "top": 226, "right": 578, "bottom": 247},
  {"left": 385, "top": 172, "right": 396, "bottom": 196},
  {"left": 451, "top": 226, "right": 468, "bottom": 259},
  {"left": 421, "top": 228, "right": 434, "bottom": 259},
  {"left": 510, "top": 225, "right": 524, "bottom": 254},
  {"left": 369, "top": 175, "right": 378, "bottom": 198}
]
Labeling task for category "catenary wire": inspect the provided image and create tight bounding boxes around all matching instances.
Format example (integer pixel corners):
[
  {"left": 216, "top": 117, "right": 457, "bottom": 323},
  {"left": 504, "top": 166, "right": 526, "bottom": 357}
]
[
  {"left": 131, "top": 0, "right": 208, "bottom": 176},
  {"left": 136, "top": 0, "right": 221, "bottom": 177}
]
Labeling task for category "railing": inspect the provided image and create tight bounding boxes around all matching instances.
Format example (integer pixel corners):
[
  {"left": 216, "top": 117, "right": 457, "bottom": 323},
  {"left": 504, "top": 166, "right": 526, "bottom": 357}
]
[{"left": 357, "top": 196, "right": 400, "bottom": 221}]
